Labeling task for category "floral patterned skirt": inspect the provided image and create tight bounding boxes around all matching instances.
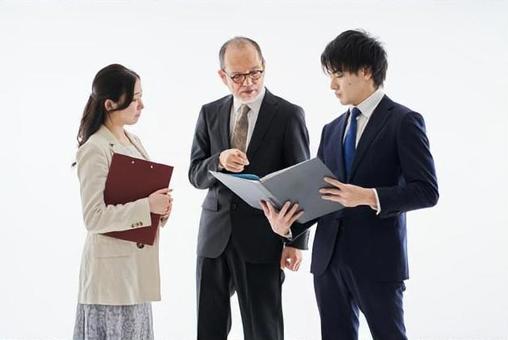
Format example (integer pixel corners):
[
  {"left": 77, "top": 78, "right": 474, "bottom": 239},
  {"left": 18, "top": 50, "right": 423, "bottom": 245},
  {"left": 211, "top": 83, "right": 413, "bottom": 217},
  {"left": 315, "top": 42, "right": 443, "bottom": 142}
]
[{"left": 73, "top": 303, "right": 153, "bottom": 340}]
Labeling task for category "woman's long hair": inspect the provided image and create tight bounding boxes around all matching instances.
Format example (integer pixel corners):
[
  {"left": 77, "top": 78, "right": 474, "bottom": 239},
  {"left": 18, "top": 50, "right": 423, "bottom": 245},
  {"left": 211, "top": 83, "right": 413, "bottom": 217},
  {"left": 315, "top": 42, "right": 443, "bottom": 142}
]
[{"left": 77, "top": 64, "right": 140, "bottom": 147}]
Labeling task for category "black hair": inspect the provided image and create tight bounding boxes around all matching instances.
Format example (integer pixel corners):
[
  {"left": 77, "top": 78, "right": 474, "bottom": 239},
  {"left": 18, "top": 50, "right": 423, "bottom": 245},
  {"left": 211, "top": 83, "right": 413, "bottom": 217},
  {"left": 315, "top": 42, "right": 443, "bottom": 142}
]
[
  {"left": 76, "top": 64, "right": 139, "bottom": 147},
  {"left": 321, "top": 30, "right": 387, "bottom": 87}
]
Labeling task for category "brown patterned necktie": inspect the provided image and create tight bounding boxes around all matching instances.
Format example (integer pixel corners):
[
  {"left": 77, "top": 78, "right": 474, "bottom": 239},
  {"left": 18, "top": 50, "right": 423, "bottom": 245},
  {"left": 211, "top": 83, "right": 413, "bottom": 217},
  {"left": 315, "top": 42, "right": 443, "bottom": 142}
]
[{"left": 231, "top": 104, "right": 250, "bottom": 152}]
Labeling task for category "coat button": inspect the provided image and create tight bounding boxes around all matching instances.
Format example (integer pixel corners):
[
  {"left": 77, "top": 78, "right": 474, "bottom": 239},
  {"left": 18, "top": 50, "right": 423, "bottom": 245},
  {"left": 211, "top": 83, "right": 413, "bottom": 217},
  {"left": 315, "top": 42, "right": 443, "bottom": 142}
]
[
  {"left": 137, "top": 242, "right": 144, "bottom": 249},
  {"left": 231, "top": 203, "right": 237, "bottom": 210}
]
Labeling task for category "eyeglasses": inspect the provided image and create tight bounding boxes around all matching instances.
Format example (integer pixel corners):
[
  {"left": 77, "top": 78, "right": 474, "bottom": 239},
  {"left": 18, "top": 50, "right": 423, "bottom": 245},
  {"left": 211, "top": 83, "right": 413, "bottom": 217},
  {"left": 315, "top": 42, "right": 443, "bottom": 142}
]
[{"left": 224, "top": 69, "right": 264, "bottom": 84}]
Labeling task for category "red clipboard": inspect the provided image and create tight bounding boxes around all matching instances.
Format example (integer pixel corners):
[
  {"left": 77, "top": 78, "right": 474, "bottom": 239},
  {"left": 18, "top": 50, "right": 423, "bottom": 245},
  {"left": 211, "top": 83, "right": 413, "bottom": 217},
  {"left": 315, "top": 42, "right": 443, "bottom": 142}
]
[{"left": 103, "top": 153, "right": 173, "bottom": 245}]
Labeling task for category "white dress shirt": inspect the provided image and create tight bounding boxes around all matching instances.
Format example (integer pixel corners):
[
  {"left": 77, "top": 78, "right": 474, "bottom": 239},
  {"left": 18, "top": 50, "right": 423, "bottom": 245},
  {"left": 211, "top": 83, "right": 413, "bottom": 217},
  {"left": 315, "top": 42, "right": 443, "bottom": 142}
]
[{"left": 344, "top": 88, "right": 385, "bottom": 214}]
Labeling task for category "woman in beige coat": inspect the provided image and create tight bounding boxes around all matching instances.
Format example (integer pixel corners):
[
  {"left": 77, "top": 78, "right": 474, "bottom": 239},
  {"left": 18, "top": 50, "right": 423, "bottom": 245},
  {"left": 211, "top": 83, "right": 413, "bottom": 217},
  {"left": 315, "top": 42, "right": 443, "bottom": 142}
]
[{"left": 73, "top": 64, "right": 172, "bottom": 339}]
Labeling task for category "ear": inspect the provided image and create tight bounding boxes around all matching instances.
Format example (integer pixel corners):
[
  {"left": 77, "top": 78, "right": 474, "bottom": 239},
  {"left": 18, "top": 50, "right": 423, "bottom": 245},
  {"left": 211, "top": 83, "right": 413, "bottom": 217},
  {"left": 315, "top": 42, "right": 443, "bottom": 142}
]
[
  {"left": 104, "top": 99, "right": 117, "bottom": 112},
  {"left": 361, "top": 67, "right": 373, "bottom": 80},
  {"left": 218, "top": 69, "right": 228, "bottom": 86}
]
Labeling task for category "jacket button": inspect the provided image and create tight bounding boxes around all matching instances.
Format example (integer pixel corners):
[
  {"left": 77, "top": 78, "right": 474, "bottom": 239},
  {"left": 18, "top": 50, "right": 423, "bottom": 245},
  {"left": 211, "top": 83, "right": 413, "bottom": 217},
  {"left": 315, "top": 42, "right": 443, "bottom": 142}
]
[
  {"left": 137, "top": 242, "right": 144, "bottom": 249},
  {"left": 231, "top": 203, "right": 237, "bottom": 210}
]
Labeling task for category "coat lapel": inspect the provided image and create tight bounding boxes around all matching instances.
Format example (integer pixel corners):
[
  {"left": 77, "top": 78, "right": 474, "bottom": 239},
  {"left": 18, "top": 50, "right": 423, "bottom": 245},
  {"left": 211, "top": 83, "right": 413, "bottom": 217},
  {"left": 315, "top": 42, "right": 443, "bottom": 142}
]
[
  {"left": 126, "top": 131, "right": 150, "bottom": 160},
  {"left": 96, "top": 125, "right": 149, "bottom": 160},
  {"left": 349, "top": 95, "right": 394, "bottom": 181},
  {"left": 327, "top": 114, "right": 348, "bottom": 182},
  {"left": 246, "top": 89, "right": 278, "bottom": 159},
  {"left": 217, "top": 96, "right": 233, "bottom": 151}
]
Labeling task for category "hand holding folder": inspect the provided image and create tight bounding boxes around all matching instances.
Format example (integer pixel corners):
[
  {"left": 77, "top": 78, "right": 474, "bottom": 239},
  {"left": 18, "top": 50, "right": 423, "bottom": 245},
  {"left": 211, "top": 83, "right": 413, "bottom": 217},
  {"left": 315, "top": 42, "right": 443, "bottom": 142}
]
[
  {"left": 103, "top": 153, "right": 174, "bottom": 245},
  {"left": 210, "top": 158, "right": 343, "bottom": 223}
]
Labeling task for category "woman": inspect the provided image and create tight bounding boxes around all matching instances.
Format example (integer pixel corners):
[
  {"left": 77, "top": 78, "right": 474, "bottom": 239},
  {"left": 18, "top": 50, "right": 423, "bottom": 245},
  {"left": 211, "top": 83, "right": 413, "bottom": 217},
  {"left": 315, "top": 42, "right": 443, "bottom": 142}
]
[{"left": 73, "top": 64, "right": 172, "bottom": 339}]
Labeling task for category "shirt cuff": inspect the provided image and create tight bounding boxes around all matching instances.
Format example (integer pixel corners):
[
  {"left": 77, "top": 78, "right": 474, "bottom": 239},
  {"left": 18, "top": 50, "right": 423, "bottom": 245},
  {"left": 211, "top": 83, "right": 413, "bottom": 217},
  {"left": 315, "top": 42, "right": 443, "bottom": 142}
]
[
  {"left": 283, "top": 228, "right": 293, "bottom": 241},
  {"left": 371, "top": 189, "right": 382, "bottom": 215}
]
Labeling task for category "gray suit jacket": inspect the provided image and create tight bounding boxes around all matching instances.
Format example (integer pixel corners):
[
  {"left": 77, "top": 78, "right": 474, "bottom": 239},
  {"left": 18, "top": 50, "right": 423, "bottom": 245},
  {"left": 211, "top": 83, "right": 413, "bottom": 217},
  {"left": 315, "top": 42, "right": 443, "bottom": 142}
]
[{"left": 189, "top": 89, "right": 311, "bottom": 263}]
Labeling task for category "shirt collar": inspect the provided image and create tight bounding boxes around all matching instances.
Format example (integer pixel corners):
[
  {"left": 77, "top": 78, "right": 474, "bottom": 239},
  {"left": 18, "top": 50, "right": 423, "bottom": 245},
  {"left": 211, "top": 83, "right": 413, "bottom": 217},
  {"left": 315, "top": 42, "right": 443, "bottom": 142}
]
[
  {"left": 233, "top": 87, "right": 266, "bottom": 114},
  {"left": 351, "top": 88, "right": 385, "bottom": 119}
]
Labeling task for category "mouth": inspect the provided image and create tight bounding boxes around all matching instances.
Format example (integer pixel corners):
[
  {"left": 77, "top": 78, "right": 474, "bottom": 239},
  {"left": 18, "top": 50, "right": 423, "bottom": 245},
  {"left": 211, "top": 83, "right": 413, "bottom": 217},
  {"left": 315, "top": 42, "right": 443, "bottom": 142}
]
[{"left": 242, "top": 89, "right": 256, "bottom": 96}]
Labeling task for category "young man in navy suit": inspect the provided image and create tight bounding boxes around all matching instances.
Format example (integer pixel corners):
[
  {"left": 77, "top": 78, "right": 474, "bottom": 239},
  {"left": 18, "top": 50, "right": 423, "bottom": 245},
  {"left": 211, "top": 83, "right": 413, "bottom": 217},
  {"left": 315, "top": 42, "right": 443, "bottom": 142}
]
[{"left": 261, "top": 30, "right": 439, "bottom": 339}]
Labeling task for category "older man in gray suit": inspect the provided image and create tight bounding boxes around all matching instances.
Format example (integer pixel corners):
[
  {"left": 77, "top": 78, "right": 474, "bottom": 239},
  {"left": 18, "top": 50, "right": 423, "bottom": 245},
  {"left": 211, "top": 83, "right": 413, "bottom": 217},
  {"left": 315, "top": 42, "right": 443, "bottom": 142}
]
[{"left": 189, "top": 37, "right": 311, "bottom": 340}]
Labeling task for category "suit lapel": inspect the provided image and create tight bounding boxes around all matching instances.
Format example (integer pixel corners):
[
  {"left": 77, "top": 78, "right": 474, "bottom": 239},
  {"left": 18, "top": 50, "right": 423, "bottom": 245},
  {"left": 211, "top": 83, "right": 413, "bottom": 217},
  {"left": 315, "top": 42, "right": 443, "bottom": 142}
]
[
  {"left": 349, "top": 95, "right": 394, "bottom": 180},
  {"left": 327, "top": 114, "right": 348, "bottom": 182},
  {"left": 218, "top": 96, "right": 233, "bottom": 150},
  {"left": 97, "top": 125, "right": 150, "bottom": 160},
  {"left": 246, "top": 90, "right": 278, "bottom": 159},
  {"left": 126, "top": 132, "right": 150, "bottom": 160}
]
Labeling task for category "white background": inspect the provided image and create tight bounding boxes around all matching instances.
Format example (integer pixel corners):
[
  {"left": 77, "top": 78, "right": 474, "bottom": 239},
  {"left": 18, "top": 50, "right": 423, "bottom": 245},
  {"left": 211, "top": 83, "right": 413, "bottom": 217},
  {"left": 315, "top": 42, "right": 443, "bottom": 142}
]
[{"left": 1, "top": 1, "right": 507, "bottom": 339}]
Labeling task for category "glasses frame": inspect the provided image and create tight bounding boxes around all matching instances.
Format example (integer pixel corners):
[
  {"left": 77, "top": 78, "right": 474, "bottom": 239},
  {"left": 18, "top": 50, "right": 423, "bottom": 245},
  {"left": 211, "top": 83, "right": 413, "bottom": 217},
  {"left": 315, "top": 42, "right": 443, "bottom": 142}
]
[{"left": 223, "top": 69, "right": 265, "bottom": 84}]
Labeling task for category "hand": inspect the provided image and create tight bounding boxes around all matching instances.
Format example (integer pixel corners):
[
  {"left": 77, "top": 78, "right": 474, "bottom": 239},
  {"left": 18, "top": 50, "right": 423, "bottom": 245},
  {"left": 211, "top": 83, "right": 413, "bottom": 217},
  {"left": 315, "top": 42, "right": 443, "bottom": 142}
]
[
  {"left": 219, "top": 149, "right": 250, "bottom": 173},
  {"left": 319, "top": 177, "right": 376, "bottom": 208},
  {"left": 159, "top": 189, "right": 173, "bottom": 223},
  {"left": 280, "top": 246, "right": 302, "bottom": 271},
  {"left": 260, "top": 200, "right": 303, "bottom": 237},
  {"left": 148, "top": 188, "right": 171, "bottom": 214}
]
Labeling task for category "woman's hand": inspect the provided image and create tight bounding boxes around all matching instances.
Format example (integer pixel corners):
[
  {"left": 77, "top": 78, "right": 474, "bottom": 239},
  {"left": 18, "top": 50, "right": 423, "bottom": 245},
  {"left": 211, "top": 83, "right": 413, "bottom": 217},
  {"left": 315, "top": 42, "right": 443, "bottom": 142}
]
[
  {"left": 160, "top": 190, "right": 173, "bottom": 220},
  {"left": 148, "top": 188, "right": 171, "bottom": 214}
]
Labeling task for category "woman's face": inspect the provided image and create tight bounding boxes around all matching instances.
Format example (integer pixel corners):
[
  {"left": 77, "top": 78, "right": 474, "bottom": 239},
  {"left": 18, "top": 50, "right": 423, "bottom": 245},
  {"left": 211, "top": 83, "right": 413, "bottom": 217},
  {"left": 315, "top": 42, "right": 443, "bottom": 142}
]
[{"left": 108, "top": 78, "right": 144, "bottom": 126}]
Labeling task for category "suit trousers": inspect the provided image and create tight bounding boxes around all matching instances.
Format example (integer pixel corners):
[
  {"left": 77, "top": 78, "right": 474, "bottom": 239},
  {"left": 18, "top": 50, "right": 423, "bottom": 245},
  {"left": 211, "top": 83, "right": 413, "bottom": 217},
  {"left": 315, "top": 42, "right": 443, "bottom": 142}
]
[
  {"left": 196, "top": 240, "right": 284, "bottom": 340},
  {"left": 313, "top": 228, "right": 408, "bottom": 340}
]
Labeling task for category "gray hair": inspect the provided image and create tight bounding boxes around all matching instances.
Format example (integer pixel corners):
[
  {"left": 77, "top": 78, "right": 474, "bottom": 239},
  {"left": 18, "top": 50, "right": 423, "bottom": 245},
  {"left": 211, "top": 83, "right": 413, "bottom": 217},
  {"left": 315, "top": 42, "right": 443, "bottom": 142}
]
[{"left": 219, "top": 36, "right": 265, "bottom": 69}]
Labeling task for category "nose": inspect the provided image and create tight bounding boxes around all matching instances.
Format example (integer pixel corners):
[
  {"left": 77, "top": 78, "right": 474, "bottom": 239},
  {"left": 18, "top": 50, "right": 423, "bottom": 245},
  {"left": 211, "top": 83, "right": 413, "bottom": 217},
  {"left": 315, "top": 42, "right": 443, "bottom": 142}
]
[
  {"left": 138, "top": 98, "right": 144, "bottom": 110},
  {"left": 330, "top": 77, "right": 338, "bottom": 90},
  {"left": 243, "top": 76, "right": 254, "bottom": 86}
]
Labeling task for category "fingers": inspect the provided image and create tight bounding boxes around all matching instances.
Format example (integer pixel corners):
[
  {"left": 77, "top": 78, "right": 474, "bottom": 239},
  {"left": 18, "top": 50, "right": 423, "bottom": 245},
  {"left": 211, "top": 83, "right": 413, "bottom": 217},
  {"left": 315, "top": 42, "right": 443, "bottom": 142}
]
[
  {"left": 319, "top": 188, "right": 342, "bottom": 196},
  {"left": 279, "top": 201, "right": 292, "bottom": 217},
  {"left": 265, "top": 200, "right": 276, "bottom": 215},
  {"left": 260, "top": 201, "right": 269, "bottom": 216},
  {"left": 283, "top": 253, "right": 302, "bottom": 271},
  {"left": 324, "top": 177, "right": 344, "bottom": 189},
  {"left": 321, "top": 195, "right": 344, "bottom": 204},
  {"left": 288, "top": 210, "right": 304, "bottom": 225},
  {"left": 153, "top": 188, "right": 170, "bottom": 195},
  {"left": 292, "top": 256, "right": 302, "bottom": 271},
  {"left": 232, "top": 149, "right": 250, "bottom": 165},
  {"left": 280, "top": 255, "right": 286, "bottom": 269}
]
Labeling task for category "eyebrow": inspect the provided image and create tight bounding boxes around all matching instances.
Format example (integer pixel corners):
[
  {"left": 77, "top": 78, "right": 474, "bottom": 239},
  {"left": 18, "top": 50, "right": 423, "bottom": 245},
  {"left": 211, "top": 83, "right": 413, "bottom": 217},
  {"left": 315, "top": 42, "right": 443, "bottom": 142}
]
[{"left": 231, "top": 68, "right": 263, "bottom": 75}]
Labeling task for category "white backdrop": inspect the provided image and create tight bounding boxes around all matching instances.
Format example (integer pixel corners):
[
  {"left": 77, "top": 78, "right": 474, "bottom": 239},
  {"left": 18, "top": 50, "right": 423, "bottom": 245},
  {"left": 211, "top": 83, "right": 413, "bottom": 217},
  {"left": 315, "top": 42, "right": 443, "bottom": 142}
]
[{"left": 1, "top": 1, "right": 507, "bottom": 339}]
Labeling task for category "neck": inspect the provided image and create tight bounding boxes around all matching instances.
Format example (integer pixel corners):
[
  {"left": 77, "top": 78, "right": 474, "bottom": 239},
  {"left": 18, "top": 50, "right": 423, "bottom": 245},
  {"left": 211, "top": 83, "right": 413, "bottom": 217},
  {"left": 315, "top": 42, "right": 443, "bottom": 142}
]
[
  {"left": 353, "top": 87, "right": 377, "bottom": 106},
  {"left": 104, "top": 120, "right": 128, "bottom": 143}
]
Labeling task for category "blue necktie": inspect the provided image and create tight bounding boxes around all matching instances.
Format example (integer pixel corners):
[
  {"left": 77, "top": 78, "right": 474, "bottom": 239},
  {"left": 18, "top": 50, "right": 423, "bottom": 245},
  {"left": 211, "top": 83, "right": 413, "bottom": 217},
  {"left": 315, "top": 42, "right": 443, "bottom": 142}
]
[{"left": 343, "top": 107, "right": 361, "bottom": 179}]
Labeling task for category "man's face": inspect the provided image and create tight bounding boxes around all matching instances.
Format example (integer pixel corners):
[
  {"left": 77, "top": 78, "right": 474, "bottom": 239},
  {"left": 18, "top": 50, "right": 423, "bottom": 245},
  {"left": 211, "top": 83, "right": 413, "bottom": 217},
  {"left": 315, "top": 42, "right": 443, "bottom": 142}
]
[
  {"left": 219, "top": 44, "right": 265, "bottom": 103},
  {"left": 329, "top": 68, "right": 375, "bottom": 106}
]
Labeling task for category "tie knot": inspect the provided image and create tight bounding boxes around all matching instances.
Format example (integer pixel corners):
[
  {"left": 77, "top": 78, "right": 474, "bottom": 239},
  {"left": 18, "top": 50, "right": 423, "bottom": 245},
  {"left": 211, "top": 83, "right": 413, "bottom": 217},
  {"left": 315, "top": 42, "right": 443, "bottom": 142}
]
[
  {"left": 238, "top": 104, "right": 251, "bottom": 116},
  {"left": 350, "top": 107, "right": 361, "bottom": 119}
]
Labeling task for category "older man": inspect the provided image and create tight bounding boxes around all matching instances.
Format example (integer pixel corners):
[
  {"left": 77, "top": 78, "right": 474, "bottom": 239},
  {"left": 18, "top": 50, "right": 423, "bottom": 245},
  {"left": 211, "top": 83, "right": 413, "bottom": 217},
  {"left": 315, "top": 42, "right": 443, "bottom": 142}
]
[{"left": 189, "top": 37, "right": 310, "bottom": 340}]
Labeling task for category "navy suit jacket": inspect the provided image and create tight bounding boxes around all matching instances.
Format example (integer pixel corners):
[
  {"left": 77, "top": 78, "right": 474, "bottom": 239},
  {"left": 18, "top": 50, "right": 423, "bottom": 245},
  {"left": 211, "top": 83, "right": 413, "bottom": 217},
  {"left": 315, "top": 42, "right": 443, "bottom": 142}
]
[{"left": 293, "top": 95, "right": 438, "bottom": 280}]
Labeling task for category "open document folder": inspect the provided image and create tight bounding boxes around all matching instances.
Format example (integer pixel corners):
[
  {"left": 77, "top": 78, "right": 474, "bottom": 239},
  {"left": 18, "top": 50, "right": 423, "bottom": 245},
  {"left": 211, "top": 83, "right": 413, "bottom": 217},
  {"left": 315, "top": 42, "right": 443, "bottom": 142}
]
[{"left": 210, "top": 158, "right": 343, "bottom": 223}]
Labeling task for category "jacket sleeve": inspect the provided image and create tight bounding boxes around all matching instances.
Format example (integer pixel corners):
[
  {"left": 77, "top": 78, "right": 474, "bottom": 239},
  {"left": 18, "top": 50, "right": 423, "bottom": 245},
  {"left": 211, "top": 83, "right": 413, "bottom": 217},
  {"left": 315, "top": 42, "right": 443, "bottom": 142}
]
[
  {"left": 188, "top": 105, "right": 221, "bottom": 190},
  {"left": 376, "top": 111, "right": 439, "bottom": 217},
  {"left": 76, "top": 142, "right": 152, "bottom": 233},
  {"left": 282, "top": 106, "right": 312, "bottom": 250}
]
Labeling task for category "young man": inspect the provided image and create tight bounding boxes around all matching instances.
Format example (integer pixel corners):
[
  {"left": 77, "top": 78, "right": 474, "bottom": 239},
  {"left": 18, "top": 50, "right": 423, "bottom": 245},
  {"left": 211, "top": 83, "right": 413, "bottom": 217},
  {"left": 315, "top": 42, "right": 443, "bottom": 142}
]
[
  {"left": 189, "top": 37, "right": 310, "bottom": 340},
  {"left": 261, "top": 30, "right": 439, "bottom": 339}
]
